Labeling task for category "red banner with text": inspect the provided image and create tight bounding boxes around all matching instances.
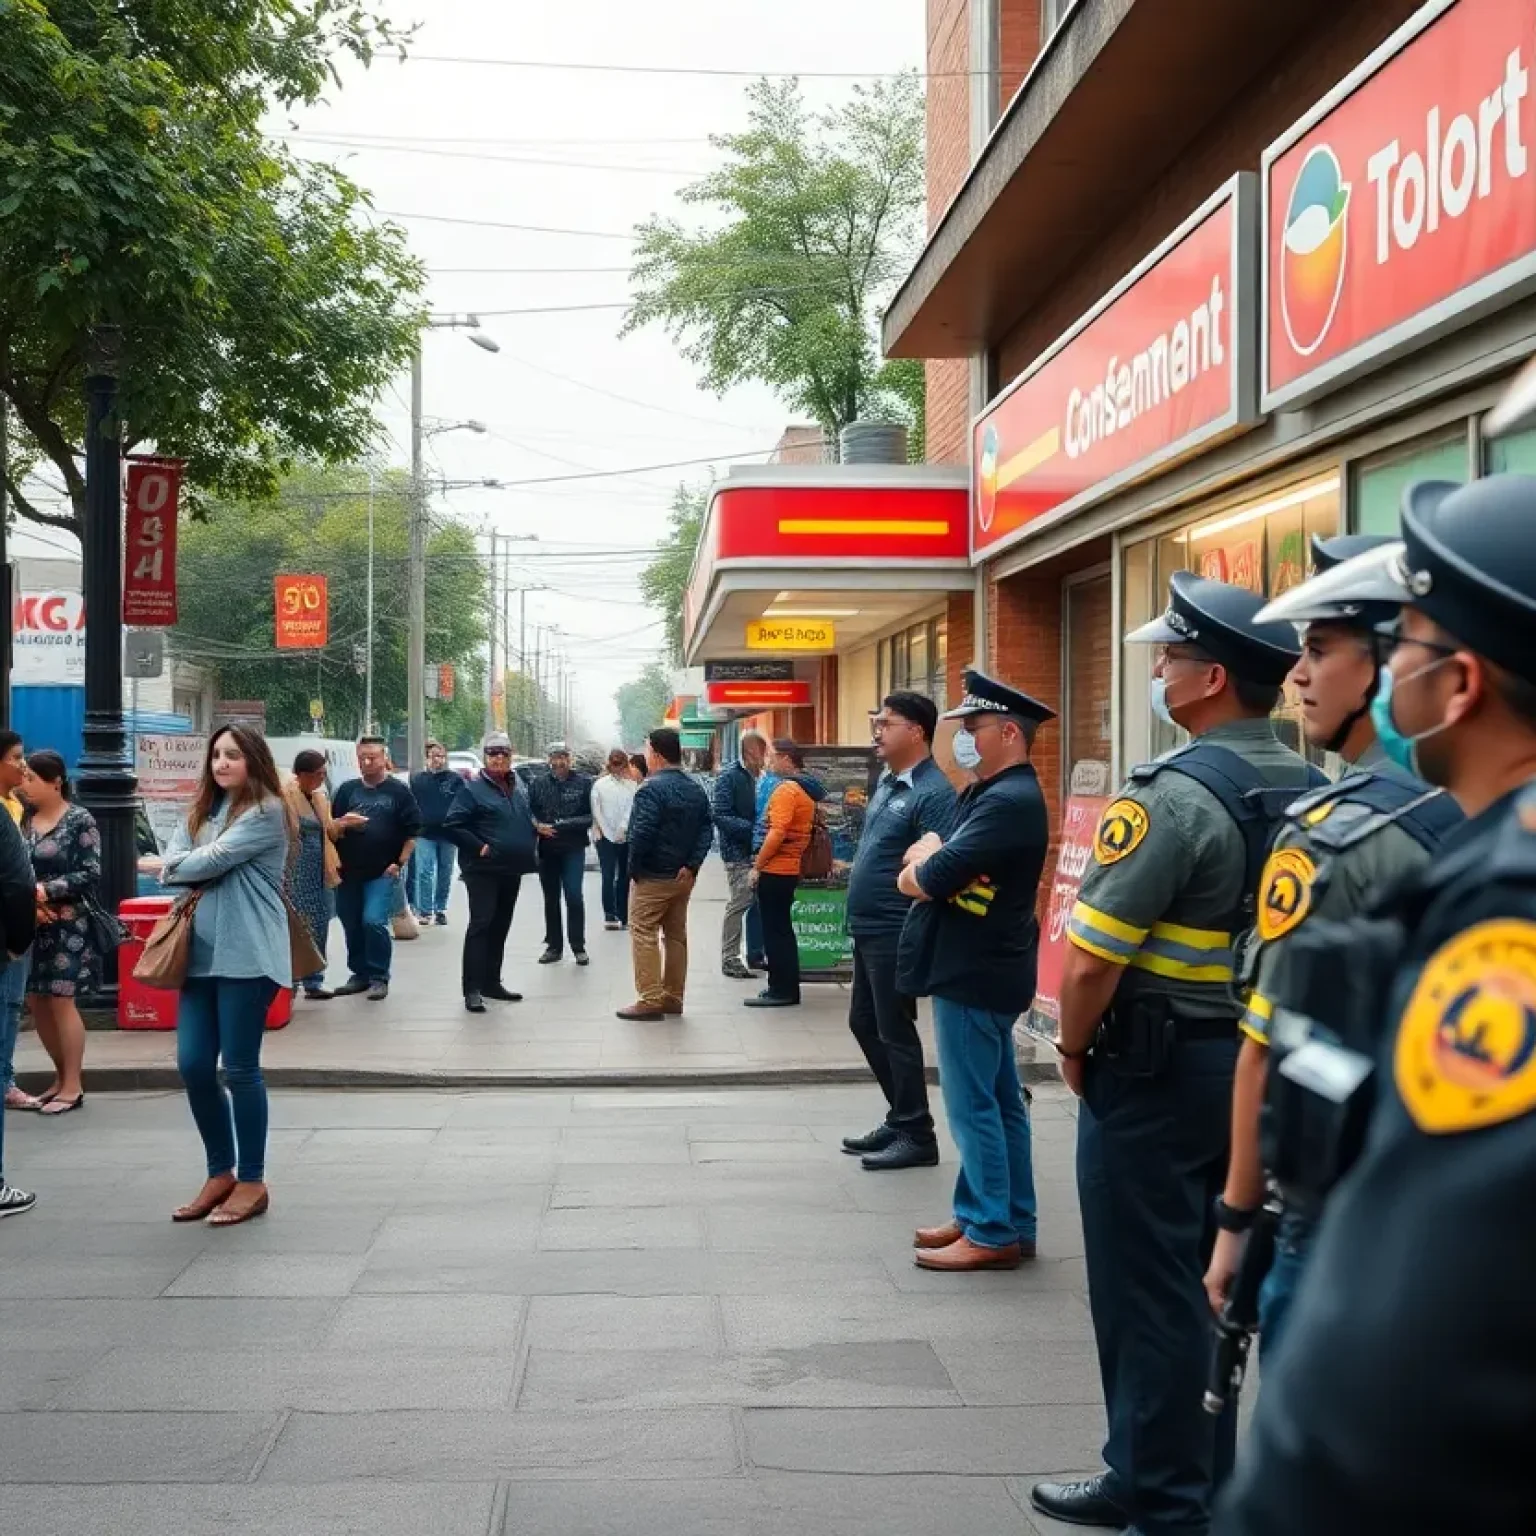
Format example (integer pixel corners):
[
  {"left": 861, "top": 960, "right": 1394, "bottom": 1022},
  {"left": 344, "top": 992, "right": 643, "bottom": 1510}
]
[
  {"left": 123, "top": 459, "right": 182, "bottom": 627},
  {"left": 274, "top": 574, "right": 328, "bottom": 649},
  {"left": 1029, "top": 794, "right": 1107, "bottom": 1035}
]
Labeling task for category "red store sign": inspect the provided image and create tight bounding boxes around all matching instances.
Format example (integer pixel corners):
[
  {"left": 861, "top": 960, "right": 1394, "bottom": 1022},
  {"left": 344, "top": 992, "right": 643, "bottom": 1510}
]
[
  {"left": 704, "top": 679, "right": 812, "bottom": 708},
  {"left": 1029, "top": 794, "right": 1108, "bottom": 1035},
  {"left": 123, "top": 458, "right": 183, "bottom": 627},
  {"left": 1263, "top": 0, "right": 1536, "bottom": 410},
  {"left": 972, "top": 175, "right": 1257, "bottom": 563}
]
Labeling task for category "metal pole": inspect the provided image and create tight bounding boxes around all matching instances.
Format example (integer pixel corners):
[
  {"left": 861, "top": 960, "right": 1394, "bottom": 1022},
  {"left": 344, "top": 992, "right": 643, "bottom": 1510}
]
[
  {"left": 484, "top": 529, "right": 497, "bottom": 736},
  {"left": 531, "top": 627, "right": 543, "bottom": 748},
  {"left": 517, "top": 586, "right": 527, "bottom": 754},
  {"left": 502, "top": 563, "right": 512, "bottom": 743},
  {"left": 407, "top": 343, "right": 426, "bottom": 769},
  {"left": 364, "top": 463, "right": 376, "bottom": 734},
  {"left": 77, "top": 326, "right": 137, "bottom": 982}
]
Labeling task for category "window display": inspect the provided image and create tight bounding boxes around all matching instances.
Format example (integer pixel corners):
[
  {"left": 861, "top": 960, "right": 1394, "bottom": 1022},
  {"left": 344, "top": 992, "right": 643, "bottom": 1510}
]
[{"left": 1353, "top": 432, "right": 1468, "bottom": 536}]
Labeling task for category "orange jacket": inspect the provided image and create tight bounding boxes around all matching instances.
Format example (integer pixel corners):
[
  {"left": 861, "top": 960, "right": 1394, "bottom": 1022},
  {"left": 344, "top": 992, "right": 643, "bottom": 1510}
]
[{"left": 755, "top": 779, "right": 815, "bottom": 875}]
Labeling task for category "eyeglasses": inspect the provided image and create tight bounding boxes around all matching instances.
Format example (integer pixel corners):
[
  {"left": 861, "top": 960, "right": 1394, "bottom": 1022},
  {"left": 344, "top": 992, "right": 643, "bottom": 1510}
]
[
  {"left": 484, "top": 748, "right": 511, "bottom": 759},
  {"left": 1375, "top": 627, "right": 1462, "bottom": 664}
]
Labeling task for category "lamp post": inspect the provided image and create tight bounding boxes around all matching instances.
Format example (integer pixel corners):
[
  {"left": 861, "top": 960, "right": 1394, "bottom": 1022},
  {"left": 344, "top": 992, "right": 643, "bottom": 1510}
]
[{"left": 409, "top": 317, "right": 498, "bottom": 771}]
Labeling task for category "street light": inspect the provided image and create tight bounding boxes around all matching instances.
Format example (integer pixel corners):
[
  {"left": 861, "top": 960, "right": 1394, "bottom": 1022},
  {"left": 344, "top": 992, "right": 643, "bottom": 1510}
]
[{"left": 409, "top": 316, "right": 498, "bottom": 770}]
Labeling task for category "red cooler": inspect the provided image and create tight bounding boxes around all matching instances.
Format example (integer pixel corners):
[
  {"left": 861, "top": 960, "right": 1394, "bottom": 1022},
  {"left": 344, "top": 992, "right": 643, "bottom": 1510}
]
[{"left": 117, "top": 895, "right": 293, "bottom": 1030}]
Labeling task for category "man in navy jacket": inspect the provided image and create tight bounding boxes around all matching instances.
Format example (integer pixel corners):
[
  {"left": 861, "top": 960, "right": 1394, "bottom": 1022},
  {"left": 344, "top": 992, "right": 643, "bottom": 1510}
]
[{"left": 712, "top": 732, "right": 767, "bottom": 980}]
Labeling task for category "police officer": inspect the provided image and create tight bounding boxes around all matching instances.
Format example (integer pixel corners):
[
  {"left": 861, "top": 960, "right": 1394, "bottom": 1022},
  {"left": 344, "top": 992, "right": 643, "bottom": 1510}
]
[
  {"left": 1031, "top": 572, "right": 1324, "bottom": 1536},
  {"left": 1202, "top": 536, "right": 1462, "bottom": 1359},
  {"left": 1214, "top": 476, "right": 1536, "bottom": 1535}
]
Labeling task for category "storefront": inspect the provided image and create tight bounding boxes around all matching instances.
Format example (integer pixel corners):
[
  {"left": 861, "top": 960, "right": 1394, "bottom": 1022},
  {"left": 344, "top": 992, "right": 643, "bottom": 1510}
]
[{"left": 681, "top": 464, "right": 973, "bottom": 746}]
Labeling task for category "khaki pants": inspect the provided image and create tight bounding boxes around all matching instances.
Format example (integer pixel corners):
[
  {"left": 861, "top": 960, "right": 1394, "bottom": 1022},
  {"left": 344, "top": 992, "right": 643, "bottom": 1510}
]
[
  {"left": 721, "top": 860, "right": 755, "bottom": 966},
  {"left": 629, "top": 878, "right": 692, "bottom": 1008}
]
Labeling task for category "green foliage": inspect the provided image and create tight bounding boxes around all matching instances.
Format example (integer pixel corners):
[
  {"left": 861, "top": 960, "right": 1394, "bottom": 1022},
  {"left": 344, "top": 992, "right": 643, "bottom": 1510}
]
[
  {"left": 614, "top": 661, "right": 672, "bottom": 751},
  {"left": 638, "top": 482, "right": 708, "bottom": 664},
  {"left": 624, "top": 75, "right": 925, "bottom": 448},
  {"left": 0, "top": 0, "right": 424, "bottom": 534},
  {"left": 174, "top": 465, "right": 486, "bottom": 737}
]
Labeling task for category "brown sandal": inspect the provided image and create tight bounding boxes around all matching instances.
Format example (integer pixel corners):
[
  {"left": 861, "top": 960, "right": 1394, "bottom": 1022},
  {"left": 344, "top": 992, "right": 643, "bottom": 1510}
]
[
  {"left": 208, "top": 1185, "right": 269, "bottom": 1227},
  {"left": 172, "top": 1176, "right": 236, "bottom": 1223}
]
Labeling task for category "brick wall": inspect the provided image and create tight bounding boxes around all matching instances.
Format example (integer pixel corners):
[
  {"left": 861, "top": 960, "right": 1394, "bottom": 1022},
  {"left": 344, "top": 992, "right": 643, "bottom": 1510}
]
[
  {"left": 1065, "top": 572, "right": 1113, "bottom": 783},
  {"left": 997, "top": 0, "right": 1043, "bottom": 108},
  {"left": 944, "top": 589, "right": 975, "bottom": 704}
]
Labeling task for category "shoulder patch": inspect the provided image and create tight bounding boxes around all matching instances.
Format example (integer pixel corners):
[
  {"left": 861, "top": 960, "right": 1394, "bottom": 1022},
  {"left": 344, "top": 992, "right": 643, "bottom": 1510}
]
[
  {"left": 1395, "top": 920, "right": 1536, "bottom": 1135},
  {"left": 1302, "top": 800, "right": 1336, "bottom": 828},
  {"left": 1093, "top": 798, "right": 1150, "bottom": 865},
  {"left": 1257, "top": 846, "right": 1318, "bottom": 941}
]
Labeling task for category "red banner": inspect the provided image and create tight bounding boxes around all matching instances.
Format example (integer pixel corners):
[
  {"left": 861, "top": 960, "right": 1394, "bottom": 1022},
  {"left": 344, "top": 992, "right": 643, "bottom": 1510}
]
[
  {"left": 123, "top": 459, "right": 182, "bottom": 627},
  {"left": 704, "top": 679, "right": 812, "bottom": 708},
  {"left": 1030, "top": 794, "right": 1108, "bottom": 1031},
  {"left": 973, "top": 178, "right": 1253, "bottom": 562},
  {"left": 1263, "top": 0, "right": 1536, "bottom": 409},
  {"left": 274, "top": 574, "right": 328, "bottom": 649}
]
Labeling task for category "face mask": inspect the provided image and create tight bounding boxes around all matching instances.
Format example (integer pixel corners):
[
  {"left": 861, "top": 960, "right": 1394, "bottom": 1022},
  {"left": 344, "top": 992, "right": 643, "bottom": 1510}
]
[
  {"left": 952, "top": 729, "right": 981, "bottom": 771},
  {"left": 1150, "top": 676, "right": 1177, "bottom": 727},
  {"left": 1368, "top": 659, "right": 1457, "bottom": 778}
]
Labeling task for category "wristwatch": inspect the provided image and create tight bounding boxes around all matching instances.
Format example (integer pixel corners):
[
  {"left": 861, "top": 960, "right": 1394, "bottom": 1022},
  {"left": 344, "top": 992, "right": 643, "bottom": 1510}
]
[{"left": 1212, "top": 1195, "right": 1258, "bottom": 1234}]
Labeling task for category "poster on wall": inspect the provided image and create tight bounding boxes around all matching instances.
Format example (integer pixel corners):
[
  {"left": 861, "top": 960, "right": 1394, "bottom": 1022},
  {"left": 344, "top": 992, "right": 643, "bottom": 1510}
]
[
  {"left": 123, "top": 458, "right": 182, "bottom": 627},
  {"left": 792, "top": 745, "right": 877, "bottom": 976},
  {"left": 1029, "top": 793, "right": 1108, "bottom": 1037},
  {"left": 135, "top": 734, "right": 205, "bottom": 853},
  {"left": 12, "top": 589, "right": 85, "bottom": 684}
]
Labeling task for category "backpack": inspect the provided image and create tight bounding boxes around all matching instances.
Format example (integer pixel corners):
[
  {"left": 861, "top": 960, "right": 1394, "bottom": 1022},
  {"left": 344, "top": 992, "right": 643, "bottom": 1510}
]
[{"left": 799, "top": 804, "right": 833, "bottom": 880}]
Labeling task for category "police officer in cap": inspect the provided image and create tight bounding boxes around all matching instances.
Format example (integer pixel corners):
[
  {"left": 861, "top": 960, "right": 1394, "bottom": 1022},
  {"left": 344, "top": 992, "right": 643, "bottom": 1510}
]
[
  {"left": 895, "top": 671, "right": 1053, "bottom": 1271},
  {"left": 1031, "top": 572, "right": 1323, "bottom": 1536},
  {"left": 1215, "top": 476, "right": 1536, "bottom": 1535},
  {"left": 1202, "top": 535, "right": 1462, "bottom": 1360}
]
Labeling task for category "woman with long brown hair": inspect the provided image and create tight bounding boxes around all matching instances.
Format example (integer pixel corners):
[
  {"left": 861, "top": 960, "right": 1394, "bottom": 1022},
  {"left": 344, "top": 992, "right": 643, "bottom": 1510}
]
[{"left": 160, "top": 725, "right": 296, "bottom": 1227}]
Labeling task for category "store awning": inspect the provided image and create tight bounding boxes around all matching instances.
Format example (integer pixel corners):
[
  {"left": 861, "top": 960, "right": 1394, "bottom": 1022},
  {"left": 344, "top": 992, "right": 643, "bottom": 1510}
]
[
  {"left": 881, "top": 0, "right": 1414, "bottom": 359},
  {"left": 682, "top": 465, "right": 973, "bottom": 665}
]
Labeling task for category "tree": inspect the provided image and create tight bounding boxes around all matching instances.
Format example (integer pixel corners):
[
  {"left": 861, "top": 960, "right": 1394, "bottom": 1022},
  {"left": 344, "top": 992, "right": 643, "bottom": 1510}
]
[
  {"left": 624, "top": 75, "right": 925, "bottom": 453},
  {"left": 173, "top": 465, "right": 487, "bottom": 738},
  {"left": 639, "top": 482, "right": 708, "bottom": 664},
  {"left": 614, "top": 662, "right": 672, "bottom": 750},
  {"left": 0, "top": 1, "right": 424, "bottom": 534}
]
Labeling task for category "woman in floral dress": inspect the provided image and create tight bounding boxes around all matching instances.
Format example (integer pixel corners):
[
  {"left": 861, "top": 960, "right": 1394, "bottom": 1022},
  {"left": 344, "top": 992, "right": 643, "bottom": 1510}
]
[
  {"left": 282, "top": 750, "right": 339, "bottom": 1000},
  {"left": 20, "top": 751, "right": 101, "bottom": 1115}
]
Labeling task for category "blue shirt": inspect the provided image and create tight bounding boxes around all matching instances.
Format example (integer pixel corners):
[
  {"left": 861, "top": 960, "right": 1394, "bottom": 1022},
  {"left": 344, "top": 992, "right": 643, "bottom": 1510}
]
[{"left": 845, "top": 756, "right": 958, "bottom": 939}]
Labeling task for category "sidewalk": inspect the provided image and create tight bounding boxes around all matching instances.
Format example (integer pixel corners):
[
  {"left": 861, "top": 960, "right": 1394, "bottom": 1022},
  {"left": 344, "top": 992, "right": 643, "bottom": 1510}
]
[{"left": 17, "top": 864, "right": 1054, "bottom": 1090}]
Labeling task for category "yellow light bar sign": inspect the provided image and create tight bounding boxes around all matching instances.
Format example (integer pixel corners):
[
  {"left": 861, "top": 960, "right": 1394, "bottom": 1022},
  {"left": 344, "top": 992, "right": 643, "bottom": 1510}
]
[{"left": 746, "top": 618, "right": 836, "bottom": 651}]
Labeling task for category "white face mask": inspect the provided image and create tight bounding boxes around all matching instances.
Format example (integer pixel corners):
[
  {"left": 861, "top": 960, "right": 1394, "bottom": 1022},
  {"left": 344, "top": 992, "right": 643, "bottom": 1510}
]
[
  {"left": 952, "top": 729, "right": 981, "bottom": 771},
  {"left": 1150, "top": 676, "right": 1176, "bottom": 727}
]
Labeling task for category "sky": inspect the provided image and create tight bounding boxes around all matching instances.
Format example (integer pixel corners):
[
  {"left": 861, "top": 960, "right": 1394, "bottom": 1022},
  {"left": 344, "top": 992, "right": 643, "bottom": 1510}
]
[{"left": 277, "top": 0, "right": 927, "bottom": 739}]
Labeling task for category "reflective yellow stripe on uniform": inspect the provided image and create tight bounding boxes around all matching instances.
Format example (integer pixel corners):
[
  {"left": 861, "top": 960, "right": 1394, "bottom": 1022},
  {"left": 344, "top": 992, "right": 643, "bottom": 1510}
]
[
  {"left": 1126, "top": 920, "right": 1235, "bottom": 984},
  {"left": 1068, "top": 900, "right": 1149, "bottom": 966},
  {"left": 1240, "top": 990, "right": 1273, "bottom": 1045}
]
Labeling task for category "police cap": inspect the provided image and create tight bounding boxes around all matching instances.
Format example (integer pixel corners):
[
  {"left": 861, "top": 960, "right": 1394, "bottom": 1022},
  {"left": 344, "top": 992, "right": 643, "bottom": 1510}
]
[
  {"left": 1125, "top": 569, "right": 1301, "bottom": 686},
  {"left": 1257, "top": 476, "right": 1536, "bottom": 683},
  {"left": 941, "top": 669, "right": 1057, "bottom": 724}
]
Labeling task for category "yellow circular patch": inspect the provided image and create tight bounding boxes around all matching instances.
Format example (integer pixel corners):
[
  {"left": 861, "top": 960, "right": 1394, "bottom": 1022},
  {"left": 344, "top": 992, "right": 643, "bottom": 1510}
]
[
  {"left": 1093, "top": 799, "right": 1150, "bottom": 865},
  {"left": 1395, "top": 920, "right": 1536, "bottom": 1136},
  {"left": 1257, "top": 846, "right": 1318, "bottom": 942}
]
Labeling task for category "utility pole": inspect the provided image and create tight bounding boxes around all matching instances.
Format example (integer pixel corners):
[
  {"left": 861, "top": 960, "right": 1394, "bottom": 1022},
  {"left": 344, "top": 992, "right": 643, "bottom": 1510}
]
[
  {"left": 531, "top": 626, "right": 543, "bottom": 750},
  {"left": 517, "top": 585, "right": 527, "bottom": 754},
  {"left": 364, "top": 462, "right": 376, "bottom": 735},
  {"left": 76, "top": 326, "right": 137, "bottom": 981},
  {"left": 408, "top": 345, "right": 426, "bottom": 770},
  {"left": 484, "top": 528, "right": 498, "bottom": 737},
  {"left": 502, "top": 563, "right": 512, "bottom": 744}
]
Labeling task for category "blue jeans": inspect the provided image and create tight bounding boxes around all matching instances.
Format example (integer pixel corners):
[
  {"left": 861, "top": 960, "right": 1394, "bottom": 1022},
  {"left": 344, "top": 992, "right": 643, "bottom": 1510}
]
[
  {"left": 538, "top": 846, "right": 587, "bottom": 953},
  {"left": 415, "top": 836, "right": 457, "bottom": 916},
  {"left": 0, "top": 950, "right": 28, "bottom": 1094},
  {"left": 1258, "top": 1211, "right": 1315, "bottom": 1364},
  {"left": 931, "top": 996, "right": 1037, "bottom": 1248},
  {"left": 595, "top": 839, "right": 629, "bottom": 924},
  {"left": 336, "top": 875, "right": 397, "bottom": 983},
  {"left": 177, "top": 975, "right": 279, "bottom": 1183}
]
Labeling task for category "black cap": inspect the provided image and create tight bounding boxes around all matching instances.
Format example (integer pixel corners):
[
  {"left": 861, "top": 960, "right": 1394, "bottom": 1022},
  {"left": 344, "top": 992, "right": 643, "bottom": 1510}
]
[
  {"left": 1311, "top": 532, "right": 1392, "bottom": 574},
  {"left": 941, "top": 669, "right": 1057, "bottom": 724},
  {"left": 1126, "top": 570, "right": 1301, "bottom": 686},
  {"left": 1285, "top": 533, "right": 1402, "bottom": 629}
]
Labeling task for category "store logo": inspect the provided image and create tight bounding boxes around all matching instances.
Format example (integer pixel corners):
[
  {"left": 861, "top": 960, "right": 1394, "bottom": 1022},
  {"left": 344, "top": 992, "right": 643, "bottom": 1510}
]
[
  {"left": 1280, "top": 143, "right": 1350, "bottom": 357},
  {"left": 976, "top": 423, "right": 999, "bottom": 533}
]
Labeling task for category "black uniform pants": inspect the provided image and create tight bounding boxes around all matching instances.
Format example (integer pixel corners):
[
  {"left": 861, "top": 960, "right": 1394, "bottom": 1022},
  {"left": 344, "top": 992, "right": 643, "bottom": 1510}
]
[
  {"left": 848, "top": 933, "right": 933, "bottom": 1137},
  {"left": 754, "top": 872, "right": 801, "bottom": 1002},
  {"left": 462, "top": 871, "right": 521, "bottom": 996},
  {"left": 1076, "top": 1034, "right": 1239, "bottom": 1535}
]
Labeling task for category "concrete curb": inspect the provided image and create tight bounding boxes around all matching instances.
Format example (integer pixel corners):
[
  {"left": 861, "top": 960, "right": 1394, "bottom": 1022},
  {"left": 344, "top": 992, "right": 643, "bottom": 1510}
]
[{"left": 18, "top": 1061, "right": 1066, "bottom": 1093}]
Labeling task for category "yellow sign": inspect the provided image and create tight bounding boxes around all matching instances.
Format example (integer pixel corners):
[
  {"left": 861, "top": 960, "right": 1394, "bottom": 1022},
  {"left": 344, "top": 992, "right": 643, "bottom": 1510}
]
[
  {"left": 1093, "top": 798, "right": 1150, "bottom": 865},
  {"left": 746, "top": 619, "right": 836, "bottom": 651}
]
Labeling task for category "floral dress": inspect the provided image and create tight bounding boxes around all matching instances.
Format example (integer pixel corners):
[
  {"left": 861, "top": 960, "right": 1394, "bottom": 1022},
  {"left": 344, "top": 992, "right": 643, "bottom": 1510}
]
[
  {"left": 287, "top": 795, "right": 331, "bottom": 963},
  {"left": 25, "top": 802, "right": 102, "bottom": 998}
]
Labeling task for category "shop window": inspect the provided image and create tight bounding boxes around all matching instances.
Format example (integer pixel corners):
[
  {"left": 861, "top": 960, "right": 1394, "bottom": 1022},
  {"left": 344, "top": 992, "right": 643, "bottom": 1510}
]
[
  {"left": 1484, "top": 424, "right": 1536, "bottom": 475},
  {"left": 1121, "top": 473, "right": 1341, "bottom": 769},
  {"left": 876, "top": 616, "right": 948, "bottom": 707},
  {"left": 1353, "top": 431, "right": 1468, "bottom": 536}
]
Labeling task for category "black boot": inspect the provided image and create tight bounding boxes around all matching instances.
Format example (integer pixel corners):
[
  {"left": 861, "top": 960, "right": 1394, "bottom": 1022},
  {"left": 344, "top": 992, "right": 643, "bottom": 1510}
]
[{"left": 464, "top": 992, "right": 486, "bottom": 1014}]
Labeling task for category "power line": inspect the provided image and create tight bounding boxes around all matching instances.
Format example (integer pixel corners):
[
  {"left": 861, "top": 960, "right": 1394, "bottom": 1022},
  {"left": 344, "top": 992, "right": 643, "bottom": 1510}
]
[
  {"left": 406, "top": 55, "right": 941, "bottom": 81},
  {"left": 479, "top": 438, "right": 830, "bottom": 489},
  {"left": 289, "top": 136, "right": 710, "bottom": 175},
  {"left": 375, "top": 209, "right": 636, "bottom": 239}
]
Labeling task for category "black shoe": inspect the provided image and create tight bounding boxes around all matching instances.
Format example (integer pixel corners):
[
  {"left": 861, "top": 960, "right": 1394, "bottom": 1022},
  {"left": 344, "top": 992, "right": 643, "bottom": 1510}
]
[
  {"left": 746, "top": 955, "right": 767, "bottom": 971},
  {"left": 743, "top": 992, "right": 799, "bottom": 1009},
  {"left": 303, "top": 987, "right": 335, "bottom": 1002},
  {"left": 860, "top": 1131, "right": 939, "bottom": 1171},
  {"left": 366, "top": 981, "right": 389, "bottom": 1001},
  {"left": 435, "top": 912, "right": 449, "bottom": 927},
  {"left": 333, "top": 976, "right": 369, "bottom": 996},
  {"left": 464, "top": 992, "right": 486, "bottom": 1014},
  {"left": 484, "top": 985, "right": 523, "bottom": 1002},
  {"left": 722, "top": 961, "right": 755, "bottom": 980},
  {"left": 841, "top": 1124, "right": 898, "bottom": 1156},
  {"left": 538, "top": 948, "right": 561, "bottom": 964},
  {"left": 574, "top": 950, "right": 590, "bottom": 967},
  {"left": 1027, "top": 1475, "right": 1128, "bottom": 1528}
]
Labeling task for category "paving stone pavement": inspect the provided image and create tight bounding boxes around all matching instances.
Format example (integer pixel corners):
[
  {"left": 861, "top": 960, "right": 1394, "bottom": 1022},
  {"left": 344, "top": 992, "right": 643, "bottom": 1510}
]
[{"left": 0, "top": 1084, "right": 1104, "bottom": 1535}]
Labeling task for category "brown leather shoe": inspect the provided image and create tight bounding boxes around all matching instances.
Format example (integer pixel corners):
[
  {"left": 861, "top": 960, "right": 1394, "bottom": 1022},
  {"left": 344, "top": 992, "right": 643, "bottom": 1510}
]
[
  {"left": 662, "top": 996, "right": 684, "bottom": 1016},
  {"left": 914, "top": 1235, "right": 1023, "bottom": 1271},
  {"left": 914, "top": 1219, "right": 963, "bottom": 1249},
  {"left": 616, "top": 1002, "right": 665, "bottom": 1021}
]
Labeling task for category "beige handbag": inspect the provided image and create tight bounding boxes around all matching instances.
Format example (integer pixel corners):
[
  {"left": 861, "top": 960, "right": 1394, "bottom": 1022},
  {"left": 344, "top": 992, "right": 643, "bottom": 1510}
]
[{"left": 132, "top": 893, "right": 201, "bottom": 990}]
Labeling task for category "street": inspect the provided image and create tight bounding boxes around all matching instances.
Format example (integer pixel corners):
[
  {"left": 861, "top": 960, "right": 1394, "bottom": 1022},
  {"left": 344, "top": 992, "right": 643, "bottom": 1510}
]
[{"left": 1, "top": 1083, "right": 1098, "bottom": 1535}]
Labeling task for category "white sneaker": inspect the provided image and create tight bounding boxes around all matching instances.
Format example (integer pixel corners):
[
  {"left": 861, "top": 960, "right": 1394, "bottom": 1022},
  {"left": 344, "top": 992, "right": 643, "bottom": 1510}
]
[{"left": 0, "top": 1182, "right": 36, "bottom": 1218}]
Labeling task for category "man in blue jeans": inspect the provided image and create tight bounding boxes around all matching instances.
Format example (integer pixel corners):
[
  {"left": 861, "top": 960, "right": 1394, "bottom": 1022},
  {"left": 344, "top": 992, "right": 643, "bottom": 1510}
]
[
  {"left": 330, "top": 737, "right": 421, "bottom": 1000},
  {"left": 529, "top": 742, "right": 593, "bottom": 966},
  {"left": 0, "top": 775, "right": 40, "bottom": 1216},
  {"left": 897, "top": 671, "right": 1054, "bottom": 1272}
]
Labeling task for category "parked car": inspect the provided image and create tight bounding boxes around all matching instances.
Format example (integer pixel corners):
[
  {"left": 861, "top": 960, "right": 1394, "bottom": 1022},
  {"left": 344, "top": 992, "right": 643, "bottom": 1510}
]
[{"left": 447, "top": 750, "right": 481, "bottom": 780}]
